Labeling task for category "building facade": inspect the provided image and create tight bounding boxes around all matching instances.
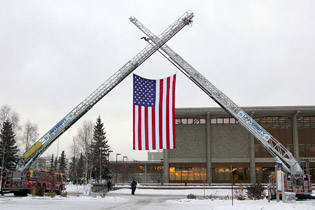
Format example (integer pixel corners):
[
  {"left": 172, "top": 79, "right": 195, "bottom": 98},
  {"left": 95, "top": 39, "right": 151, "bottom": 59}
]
[{"left": 162, "top": 106, "right": 315, "bottom": 184}]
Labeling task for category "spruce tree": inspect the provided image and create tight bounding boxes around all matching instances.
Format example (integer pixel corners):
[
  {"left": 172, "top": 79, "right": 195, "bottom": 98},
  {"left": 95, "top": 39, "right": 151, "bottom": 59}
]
[
  {"left": 54, "top": 156, "right": 58, "bottom": 172},
  {"left": 0, "top": 120, "right": 19, "bottom": 170},
  {"left": 49, "top": 154, "right": 54, "bottom": 172},
  {"left": 90, "top": 116, "right": 111, "bottom": 182},
  {"left": 59, "top": 150, "right": 67, "bottom": 172}
]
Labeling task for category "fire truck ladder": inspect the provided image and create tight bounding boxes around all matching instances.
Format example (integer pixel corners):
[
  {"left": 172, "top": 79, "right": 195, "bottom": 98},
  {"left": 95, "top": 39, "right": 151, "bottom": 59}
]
[
  {"left": 17, "top": 11, "right": 194, "bottom": 172},
  {"left": 130, "top": 17, "right": 303, "bottom": 175}
]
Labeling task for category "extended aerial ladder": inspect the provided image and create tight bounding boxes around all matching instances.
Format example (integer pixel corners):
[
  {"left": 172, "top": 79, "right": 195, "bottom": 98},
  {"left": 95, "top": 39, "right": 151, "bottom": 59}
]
[
  {"left": 129, "top": 17, "right": 302, "bottom": 175},
  {"left": 16, "top": 11, "right": 194, "bottom": 172},
  {"left": 130, "top": 16, "right": 313, "bottom": 199}
]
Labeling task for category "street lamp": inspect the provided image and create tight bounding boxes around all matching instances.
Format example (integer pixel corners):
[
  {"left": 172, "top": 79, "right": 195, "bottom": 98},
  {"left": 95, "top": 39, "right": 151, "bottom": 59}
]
[
  {"left": 107, "top": 150, "right": 113, "bottom": 162},
  {"left": 122, "top": 156, "right": 128, "bottom": 183},
  {"left": 115, "top": 153, "right": 121, "bottom": 183}
]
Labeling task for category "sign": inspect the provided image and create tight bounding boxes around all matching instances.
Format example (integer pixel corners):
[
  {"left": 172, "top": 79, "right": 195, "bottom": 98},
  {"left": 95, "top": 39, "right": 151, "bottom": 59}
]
[
  {"left": 276, "top": 170, "right": 282, "bottom": 193},
  {"left": 276, "top": 162, "right": 283, "bottom": 193},
  {"left": 83, "top": 185, "right": 91, "bottom": 196},
  {"left": 237, "top": 111, "right": 271, "bottom": 141},
  {"left": 44, "top": 113, "right": 74, "bottom": 141}
]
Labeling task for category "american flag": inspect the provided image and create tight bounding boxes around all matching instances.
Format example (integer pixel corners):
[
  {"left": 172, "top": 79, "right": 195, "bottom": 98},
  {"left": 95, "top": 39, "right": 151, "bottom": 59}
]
[{"left": 133, "top": 74, "right": 176, "bottom": 150}]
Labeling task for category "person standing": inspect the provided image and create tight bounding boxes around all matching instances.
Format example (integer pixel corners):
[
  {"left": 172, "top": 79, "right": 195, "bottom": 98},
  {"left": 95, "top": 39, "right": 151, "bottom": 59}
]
[
  {"left": 131, "top": 180, "right": 137, "bottom": 195},
  {"left": 107, "top": 180, "right": 112, "bottom": 192}
]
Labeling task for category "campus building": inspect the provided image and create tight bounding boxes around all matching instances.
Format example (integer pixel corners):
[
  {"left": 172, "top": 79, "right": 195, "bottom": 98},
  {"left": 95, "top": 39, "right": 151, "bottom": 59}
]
[{"left": 161, "top": 106, "right": 315, "bottom": 184}]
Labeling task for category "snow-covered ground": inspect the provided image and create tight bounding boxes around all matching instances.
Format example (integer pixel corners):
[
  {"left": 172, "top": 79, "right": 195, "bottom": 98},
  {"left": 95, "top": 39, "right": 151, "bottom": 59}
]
[{"left": 1, "top": 184, "right": 315, "bottom": 210}]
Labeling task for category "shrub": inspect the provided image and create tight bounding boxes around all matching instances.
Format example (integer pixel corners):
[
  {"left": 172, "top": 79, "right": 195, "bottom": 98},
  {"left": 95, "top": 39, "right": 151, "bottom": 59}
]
[
  {"left": 31, "top": 185, "right": 44, "bottom": 196},
  {"left": 187, "top": 193, "right": 197, "bottom": 199},
  {"left": 234, "top": 184, "right": 246, "bottom": 200},
  {"left": 30, "top": 186, "right": 36, "bottom": 196},
  {"left": 60, "top": 192, "right": 67, "bottom": 197},
  {"left": 246, "top": 183, "right": 266, "bottom": 200},
  {"left": 48, "top": 191, "right": 57, "bottom": 198}
]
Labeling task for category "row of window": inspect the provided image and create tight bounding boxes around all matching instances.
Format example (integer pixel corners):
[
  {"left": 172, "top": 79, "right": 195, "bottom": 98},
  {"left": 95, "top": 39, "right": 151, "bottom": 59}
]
[
  {"left": 175, "top": 116, "right": 315, "bottom": 128},
  {"left": 212, "top": 167, "right": 249, "bottom": 182},
  {"left": 211, "top": 117, "right": 237, "bottom": 124},
  {"left": 169, "top": 167, "right": 207, "bottom": 181},
  {"left": 298, "top": 116, "right": 315, "bottom": 128},
  {"left": 175, "top": 118, "right": 206, "bottom": 125},
  {"left": 169, "top": 166, "right": 315, "bottom": 183},
  {"left": 175, "top": 117, "right": 238, "bottom": 125},
  {"left": 255, "top": 116, "right": 292, "bottom": 129},
  {"left": 169, "top": 166, "right": 271, "bottom": 183}
]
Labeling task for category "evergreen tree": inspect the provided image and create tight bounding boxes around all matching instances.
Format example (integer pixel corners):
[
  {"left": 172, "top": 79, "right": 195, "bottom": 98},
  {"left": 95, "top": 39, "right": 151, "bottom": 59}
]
[
  {"left": 90, "top": 116, "right": 111, "bottom": 182},
  {"left": 0, "top": 120, "right": 19, "bottom": 170},
  {"left": 54, "top": 156, "right": 58, "bottom": 172},
  {"left": 49, "top": 154, "right": 54, "bottom": 172},
  {"left": 59, "top": 150, "right": 67, "bottom": 172}
]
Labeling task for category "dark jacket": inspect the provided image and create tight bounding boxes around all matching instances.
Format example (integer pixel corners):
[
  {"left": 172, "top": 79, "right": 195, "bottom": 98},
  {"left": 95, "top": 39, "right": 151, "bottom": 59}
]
[{"left": 131, "top": 180, "right": 137, "bottom": 188}]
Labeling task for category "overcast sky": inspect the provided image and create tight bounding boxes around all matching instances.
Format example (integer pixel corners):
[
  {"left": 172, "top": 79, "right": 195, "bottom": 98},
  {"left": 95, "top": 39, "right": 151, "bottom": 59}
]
[{"left": 1, "top": 0, "right": 314, "bottom": 161}]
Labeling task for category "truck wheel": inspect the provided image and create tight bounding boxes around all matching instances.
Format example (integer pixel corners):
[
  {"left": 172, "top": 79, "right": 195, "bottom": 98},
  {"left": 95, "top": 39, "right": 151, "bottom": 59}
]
[{"left": 14, "top": 192, "right": 28, "bottom": 196}]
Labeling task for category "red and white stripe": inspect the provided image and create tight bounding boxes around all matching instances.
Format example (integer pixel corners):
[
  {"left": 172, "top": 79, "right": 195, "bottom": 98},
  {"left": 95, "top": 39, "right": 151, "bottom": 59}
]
[{"left": 133, "top": 74, "right": 176, "bottom": 150}]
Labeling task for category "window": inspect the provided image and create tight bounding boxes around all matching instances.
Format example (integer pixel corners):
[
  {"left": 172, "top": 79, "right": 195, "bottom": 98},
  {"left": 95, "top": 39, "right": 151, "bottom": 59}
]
[
  {"left": 212, "top": 166, "right": 249, "bottom": 182},
  {"left": 255, "top": 116, "right": 292, "bottom": 129},
  {"left": 298, "top": 116, "right": 315, "bottom": 156},
  {"left": 211, "top": 117, "right": 238, "bottom": 124},
  {"left": 175, "top": 118, "right": 206, "bottom": 125},
  {"left": 169, "top": 164, "right": 207, "bottom": 183},
  {"left": 298, "top": 116, "right": 315, "bottom": 128},
  {"left": 256, "top": 167, "right": 274, "bottom": 183}
]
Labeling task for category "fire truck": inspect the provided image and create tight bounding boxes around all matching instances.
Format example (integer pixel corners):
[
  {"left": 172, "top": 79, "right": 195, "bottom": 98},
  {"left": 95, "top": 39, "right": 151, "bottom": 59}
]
[
  {"left": 2, "top": 170, "right": 65, "bottom": 196},
  {"left": 2, "top": 10, "right": 311, "bottom": 198},
  {"left": 1, "top": 11, "right": 194, "bottom": 196}
]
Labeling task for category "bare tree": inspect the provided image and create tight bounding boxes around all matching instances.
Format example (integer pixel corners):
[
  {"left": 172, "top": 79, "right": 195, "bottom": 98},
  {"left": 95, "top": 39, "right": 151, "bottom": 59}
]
[
  {"left": 73, "top": 120, "right": 93, "bottom": 184},
  {"left": 20, "top": 121, "right": 39, "bottom": 153},
  {"left": 0, "top": 105, "right": 20, "bottom": 132}
]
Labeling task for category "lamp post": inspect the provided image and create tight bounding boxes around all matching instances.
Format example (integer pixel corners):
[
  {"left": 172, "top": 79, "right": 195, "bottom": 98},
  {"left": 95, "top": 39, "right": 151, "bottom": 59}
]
[
  {"left": 115, "top": 153, "right": 121, "bottom": 183},
  {"left": 123, "top": 156, "right": 128, "bottom": 182},
  {"left": 107, "top": 150, "right": 113, "bottom": 162}
]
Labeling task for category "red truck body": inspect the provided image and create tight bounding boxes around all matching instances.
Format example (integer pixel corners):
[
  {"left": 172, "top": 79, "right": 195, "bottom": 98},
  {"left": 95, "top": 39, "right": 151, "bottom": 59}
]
[{"left": 2, "top": 170, "right": 66, "bottom": 196}]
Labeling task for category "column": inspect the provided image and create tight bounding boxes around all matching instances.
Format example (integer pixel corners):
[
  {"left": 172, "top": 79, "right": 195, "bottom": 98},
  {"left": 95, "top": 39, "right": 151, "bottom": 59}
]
[
  {"left": 144, "top": 162, "right": 147, "bottom": 183},
  {"left": 250, "top": 111, "right": 256, "bottom": 183},
  {"left": 292, "top": 111, "right": 300, "bottom": 162},
  {"left": 163, "top": 149, "right": 169, "bottom": 183},
  {"left": 206, "top": 112, "right": 212, "bottom": 184}
]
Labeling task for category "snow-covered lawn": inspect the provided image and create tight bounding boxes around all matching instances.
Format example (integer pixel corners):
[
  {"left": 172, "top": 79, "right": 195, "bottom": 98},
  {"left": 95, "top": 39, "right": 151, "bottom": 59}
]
[{"left": 1, "top": 184, "right": 315, "bottom": 210}]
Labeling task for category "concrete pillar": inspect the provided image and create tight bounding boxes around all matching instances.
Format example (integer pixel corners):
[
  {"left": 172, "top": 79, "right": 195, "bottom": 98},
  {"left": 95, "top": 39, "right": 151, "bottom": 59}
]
[
  {"left": 292, "top": 111, "right": 300, "bottom": 162},
  {"left": 206, "top": 112, "right": 212, "bottom": 184},
  {"left": 163, "top": 149, "right": 169, "bottom": 183},
  {"left": 144, "top": 163, "right": 147, "bottom": 183},
  {"left": 250, "top": 111, "right": 256, "bottom": 183}
]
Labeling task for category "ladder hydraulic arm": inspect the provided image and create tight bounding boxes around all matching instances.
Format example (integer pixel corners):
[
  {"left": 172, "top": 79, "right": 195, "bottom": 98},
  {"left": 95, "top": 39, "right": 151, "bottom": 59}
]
[
  {"left": 130, "top": 17, "right": 303, "bottom": 174},
  {"left": 17, "top": 11, "right": 194, "bottom": 172}
]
